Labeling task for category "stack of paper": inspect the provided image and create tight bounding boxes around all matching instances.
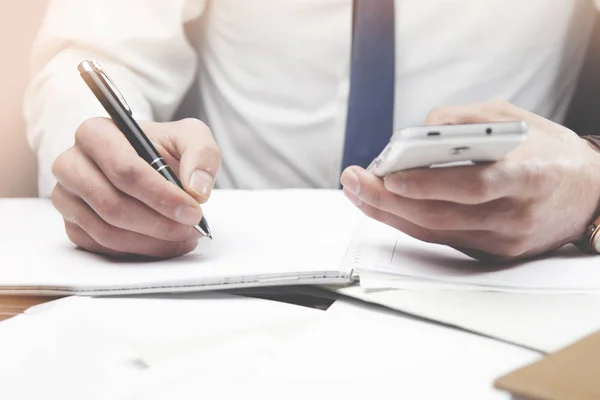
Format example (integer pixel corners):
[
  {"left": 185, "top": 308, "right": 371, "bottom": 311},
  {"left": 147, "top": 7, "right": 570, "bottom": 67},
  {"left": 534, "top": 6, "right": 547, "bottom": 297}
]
[
  {"left": 333, "top": 217, "right": 600, "bottom": 352},
  {"left": 346, "top": 217, "right": 600, "bottom": 294}
]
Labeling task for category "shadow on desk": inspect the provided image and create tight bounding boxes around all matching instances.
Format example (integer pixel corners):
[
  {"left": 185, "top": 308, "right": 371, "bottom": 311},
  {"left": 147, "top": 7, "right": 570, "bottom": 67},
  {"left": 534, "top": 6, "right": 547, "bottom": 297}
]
[{"left": 0, "top": 286, "right": 340, "bottom": 322}]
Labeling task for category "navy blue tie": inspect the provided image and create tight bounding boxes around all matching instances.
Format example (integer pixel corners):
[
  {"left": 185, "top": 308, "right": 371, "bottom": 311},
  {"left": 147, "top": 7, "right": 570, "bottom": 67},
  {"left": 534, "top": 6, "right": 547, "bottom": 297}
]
[{"left": 341, "top": 0, "right": 396, "bottom": 171}]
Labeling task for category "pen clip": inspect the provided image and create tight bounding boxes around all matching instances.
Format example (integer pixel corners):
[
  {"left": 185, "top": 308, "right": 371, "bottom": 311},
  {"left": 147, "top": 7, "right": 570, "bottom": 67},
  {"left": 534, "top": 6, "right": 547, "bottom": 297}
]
[{"left": 81, "top": 60, "right": 133, "bottom": 116}]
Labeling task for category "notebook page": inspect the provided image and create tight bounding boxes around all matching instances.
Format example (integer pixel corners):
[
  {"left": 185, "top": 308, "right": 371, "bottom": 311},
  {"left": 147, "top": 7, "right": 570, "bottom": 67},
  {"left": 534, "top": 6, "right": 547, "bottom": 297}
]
[
  {"left": 351, "top": 217, "right": 600, "bottom": 293},
  {"left": 0, "top": 190, "right": 360, "bottom": 295}
]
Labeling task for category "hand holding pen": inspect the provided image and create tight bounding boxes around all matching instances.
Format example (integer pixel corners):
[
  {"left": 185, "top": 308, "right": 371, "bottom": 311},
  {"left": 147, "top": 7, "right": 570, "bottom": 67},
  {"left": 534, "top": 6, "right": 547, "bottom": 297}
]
[{"left": 50, "top": 60, "right": 220, "bottom": 258}]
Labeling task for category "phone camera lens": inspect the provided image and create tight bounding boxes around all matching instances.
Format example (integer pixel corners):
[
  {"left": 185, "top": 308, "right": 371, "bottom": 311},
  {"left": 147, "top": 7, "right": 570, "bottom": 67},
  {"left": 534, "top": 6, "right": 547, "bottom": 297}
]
[{"left": 486, "top": 128, "right": 492, "bottom": 135}]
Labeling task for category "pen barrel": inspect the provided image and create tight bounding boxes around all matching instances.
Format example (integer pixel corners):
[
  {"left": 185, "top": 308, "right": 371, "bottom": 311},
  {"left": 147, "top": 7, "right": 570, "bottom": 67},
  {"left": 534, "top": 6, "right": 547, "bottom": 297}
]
[
  {"left": 80, "top": 70, "right": 165, "bottom": 166},
  {"left": 152, "top": 158, "right": 183, "bottom": 187}
]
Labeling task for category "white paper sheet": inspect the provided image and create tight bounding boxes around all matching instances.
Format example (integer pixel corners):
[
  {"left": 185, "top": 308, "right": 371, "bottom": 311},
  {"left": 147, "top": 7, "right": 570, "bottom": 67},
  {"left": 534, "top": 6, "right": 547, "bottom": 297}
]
[
  {"left": 0, "top": 190, "right": 360, "bottom": 294},
  {"left": 350, "top": 217, "right": 600, "bottom": 293},
  {"left": 0, "top": 294, "right": 538, "bottom": 400},
  {"left": 103, "top": 297, "right": 540, "bottom": 400},
  {"left": 334, "top": 283, "right": 600, "bottom": 353},
  {"left": 0, "top": 292, "right": 323, "bottom": 399}
]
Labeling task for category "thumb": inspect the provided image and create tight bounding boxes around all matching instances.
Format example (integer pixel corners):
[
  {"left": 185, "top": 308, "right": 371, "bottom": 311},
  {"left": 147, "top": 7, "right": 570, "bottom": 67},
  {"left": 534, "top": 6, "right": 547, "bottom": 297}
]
[
  {"left": 425, "top": 105, "right": 488, "bottom": 126},
  {"left": 161, "top": 119, "right": 222, "bottom": 204},
  {"left": 425, "top": 101, "right": 519, "bottom": 126}
]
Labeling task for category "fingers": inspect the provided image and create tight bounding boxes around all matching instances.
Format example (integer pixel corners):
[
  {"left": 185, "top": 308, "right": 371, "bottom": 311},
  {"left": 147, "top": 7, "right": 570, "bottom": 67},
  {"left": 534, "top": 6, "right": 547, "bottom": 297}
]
[
  {"left": 141, "top": 119, "right": 222, "bottom": 203},
  {"left": 341, "top": 166, "right": 539, "bottom": 260},
  {"left": 51, "top": 117, "right": 220, "bottom": 259},
  {"left": 73, "top": 118, "right": 203, "bottom": 224},
  {"left": 63, "top": 221, "right": 123, "bottom": 257},
  {"left": 343, "top": 188, "right": 524, "bottom": 259},
  {"left": 52, "top": 148, "right": 202, "bottom": 243},
  {"left": 424, "top": 100, "right": 528, "bottom": 126},
  {"left": 342, "top": 166, "right": 520, "bottom": 232},
  {"left": 382, "top": 163, "right": 522, "bottom": 204},
  {"left": 339, "top": 100, "right": 575, "bottom": 261},
  {"left": 342, "top": 188, "right": 440, "bottom": 243},
  {"left": 52, "top": 184, "right": 199, "bottom": 258}
]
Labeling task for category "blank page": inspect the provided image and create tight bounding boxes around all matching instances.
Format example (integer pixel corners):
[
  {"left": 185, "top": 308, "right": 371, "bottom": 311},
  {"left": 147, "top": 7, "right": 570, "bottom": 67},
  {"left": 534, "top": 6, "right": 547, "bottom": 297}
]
[
  {"left": 351, "top": 217, "right": 600, "bottom": 293},
  {"left": 0, "top": 190, "right": 360, "bottom": 295}
]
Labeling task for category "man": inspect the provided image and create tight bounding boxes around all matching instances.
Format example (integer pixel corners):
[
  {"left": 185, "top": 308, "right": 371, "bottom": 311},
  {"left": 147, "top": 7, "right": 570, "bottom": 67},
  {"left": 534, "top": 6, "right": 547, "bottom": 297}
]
[{"left": 25, "top": 0, "right": 600, "bottom": 261}]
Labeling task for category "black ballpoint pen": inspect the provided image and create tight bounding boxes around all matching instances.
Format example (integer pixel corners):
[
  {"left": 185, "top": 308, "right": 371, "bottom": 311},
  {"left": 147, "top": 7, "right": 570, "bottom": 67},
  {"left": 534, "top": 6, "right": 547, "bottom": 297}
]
[{"left": 78, "top": 60, "right": 212, "bottom": 239}]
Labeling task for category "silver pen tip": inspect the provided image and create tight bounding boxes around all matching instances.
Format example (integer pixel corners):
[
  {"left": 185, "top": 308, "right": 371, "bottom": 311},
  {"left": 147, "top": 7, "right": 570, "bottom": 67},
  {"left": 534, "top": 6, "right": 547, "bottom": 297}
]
[{"left": 193, "top": 224, "right": 212, "bottom": 239}]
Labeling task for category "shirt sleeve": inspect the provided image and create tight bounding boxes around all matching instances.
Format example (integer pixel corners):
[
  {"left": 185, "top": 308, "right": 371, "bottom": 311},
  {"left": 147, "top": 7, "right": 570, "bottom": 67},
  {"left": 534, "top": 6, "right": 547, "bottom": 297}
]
[{"left": 24, "top": 0, "right": 206, "bottom": 197}]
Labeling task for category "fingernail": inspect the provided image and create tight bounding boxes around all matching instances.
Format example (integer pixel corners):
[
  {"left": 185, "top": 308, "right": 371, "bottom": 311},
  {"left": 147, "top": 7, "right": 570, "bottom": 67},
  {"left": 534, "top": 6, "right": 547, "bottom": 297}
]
[
  {"left": 341, "top": 169, "right": 361, "bottom": 195},
  {"left": 190, "top": 170, "right": 214, "bottom": 198},
  {"left": 344, "top": 189, "right": 363, "bottom": 207},
  {"left": 174, "top": 205, "right": 201, "bottom": 225},
  {"left": 385, "top": 174, "right": 407, "bottom": 195}
]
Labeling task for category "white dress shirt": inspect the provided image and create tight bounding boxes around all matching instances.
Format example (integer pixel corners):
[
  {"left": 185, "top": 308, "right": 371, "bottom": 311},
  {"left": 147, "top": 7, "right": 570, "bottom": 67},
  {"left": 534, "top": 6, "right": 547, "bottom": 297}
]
[{"left": 24, "top": 0, "right": 599, "bottom": 197}]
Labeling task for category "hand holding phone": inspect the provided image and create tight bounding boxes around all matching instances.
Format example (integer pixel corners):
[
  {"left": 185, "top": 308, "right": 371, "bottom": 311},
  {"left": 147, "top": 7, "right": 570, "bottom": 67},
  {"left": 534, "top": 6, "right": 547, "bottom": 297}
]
[{"left": 368, "top": 121, "right": 528, "bottom": 177}]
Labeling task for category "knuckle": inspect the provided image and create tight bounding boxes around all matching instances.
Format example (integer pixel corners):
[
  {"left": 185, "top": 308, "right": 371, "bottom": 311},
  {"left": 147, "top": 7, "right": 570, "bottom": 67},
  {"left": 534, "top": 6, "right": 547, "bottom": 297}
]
[
  {"left": 513, "top": 208, "right": 538, "bottom": 238},
  {"left": 75, "top": 117, "right": 104, "bottom": 145},
  {"left": 519, "top": 162, "right": 544, "bottom": 188},
  {"left": 201, "top": 144, "right": 222, "bottom": 168},
  {"left": 66, "top": 207, "right": 109, "bottom": 245},
  {"left": 179, "top": 118, "right": 216, "bottom": 142},
  {"left": 150, "top": 184, "right": 180, "bottom": 211},
  {"left": 64, "top": 222, "right": 85, "bottom": 247},
  {"left": 52, "top": 149, "right": 74, "bottom": 180},
  {"left": 94, "top": 194, "right": 126, "bottom": 226},
  {"left": 51, "top": 184, "right": 62, "bottom": 208},
  {"left": 419, "top": 204, "right": 453, "bottom": 229},
  {"left": 490, "top": 99, "right": 512, "bottom": 110},
  {"left": 69, "top": 207, "right": 92, "bottom": 233},
  {"left": 361, "top": 203, "right": 383, "bottom": 222},
  {"left": 110, "top": 161, "right": 143, "bottom": 187},
  {"left": 521, "top": 162, "right": 557, "bottom": 196},
  {"left": 181, "top": 118, "right": 210, "bottom": 132},
  {"left": 472, "top": 168, "right": 497, "bottom": 200},
  {"left": 369, "top": 186, "right": 385, "bottom": 210},
  {"left": 425, "top": 106, "right": 452, "bottom": 125},
  {"left": 500, "top": 100, "right": 515, "bottom": 112},
  {"left": 92, "top": 225, "right": 121, "bottom": 250},
  {"left": 51, "top": 185, "right": 76, "bottom": 222}
]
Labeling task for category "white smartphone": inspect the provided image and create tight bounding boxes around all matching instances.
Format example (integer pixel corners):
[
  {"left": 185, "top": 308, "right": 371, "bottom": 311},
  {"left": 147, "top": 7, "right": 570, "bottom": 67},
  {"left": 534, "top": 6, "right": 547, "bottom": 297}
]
[{"left": 368, "top": 121, "right": 528, "bottom": 177}]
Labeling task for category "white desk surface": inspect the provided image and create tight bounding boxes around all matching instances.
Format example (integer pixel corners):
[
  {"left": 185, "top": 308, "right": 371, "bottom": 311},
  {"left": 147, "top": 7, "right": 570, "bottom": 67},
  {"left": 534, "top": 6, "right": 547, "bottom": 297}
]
[
  {"left": 0, "top": 292, "right": 539, "bottom": 400},
  {"left": 0, "top": 198, "right": 540, "bottom": 398}
]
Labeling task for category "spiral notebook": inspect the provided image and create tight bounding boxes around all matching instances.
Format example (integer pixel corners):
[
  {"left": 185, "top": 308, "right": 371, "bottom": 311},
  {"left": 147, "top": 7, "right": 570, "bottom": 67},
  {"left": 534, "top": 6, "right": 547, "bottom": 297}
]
[{"left": 0, "top": 190, "right": 366, "bottom": 295}]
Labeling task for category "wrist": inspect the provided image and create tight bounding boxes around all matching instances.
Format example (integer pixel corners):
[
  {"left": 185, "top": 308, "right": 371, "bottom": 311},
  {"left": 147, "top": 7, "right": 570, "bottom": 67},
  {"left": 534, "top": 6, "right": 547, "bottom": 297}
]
[{"left": 575, "top": 136, "right": 600, "bottom": 252}]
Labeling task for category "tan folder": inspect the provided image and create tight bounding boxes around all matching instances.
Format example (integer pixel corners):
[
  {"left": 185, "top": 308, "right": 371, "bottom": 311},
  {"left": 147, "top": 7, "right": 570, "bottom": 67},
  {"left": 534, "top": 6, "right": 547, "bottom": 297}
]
[{"left": 494, "top": 331, "right": 600, "bottom": 400}]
